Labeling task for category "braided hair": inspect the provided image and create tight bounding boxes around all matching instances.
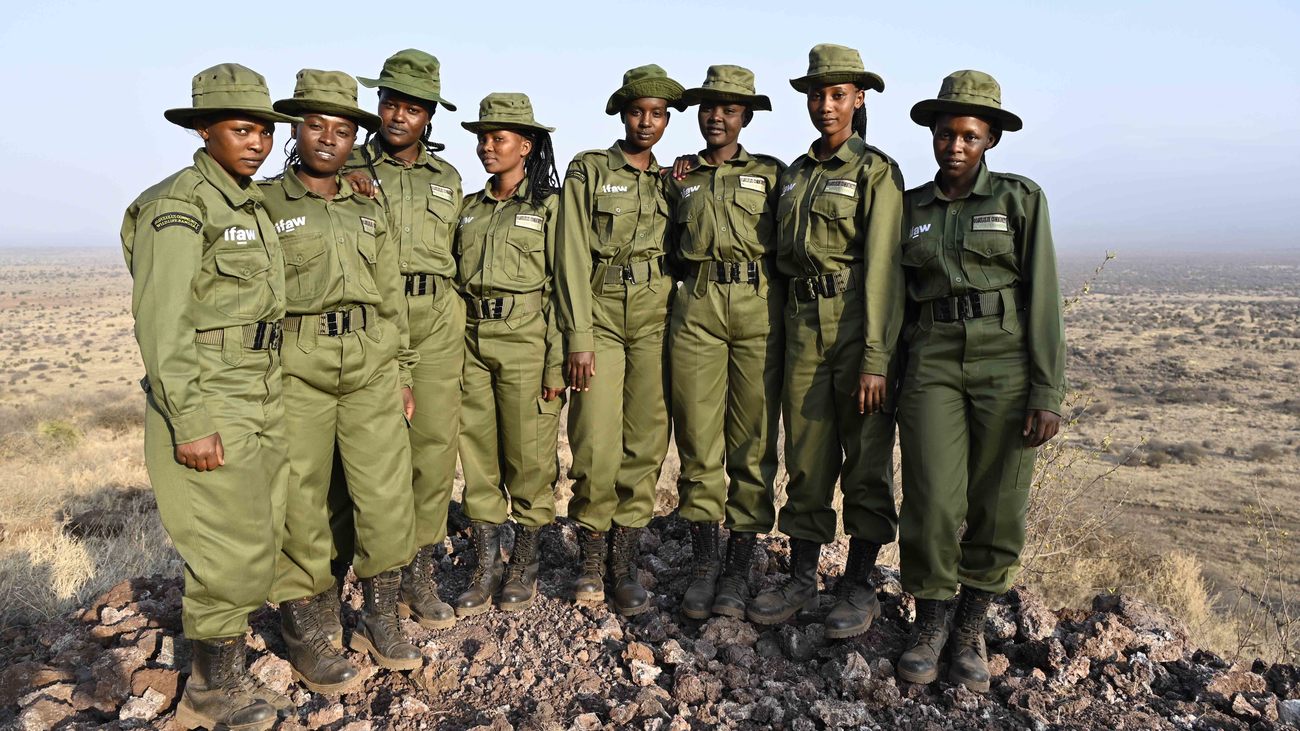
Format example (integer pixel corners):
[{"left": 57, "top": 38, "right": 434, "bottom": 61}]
[
  {"left": 520, "top": 129, "right": 560, "bottom": 205},
  {"left": 852, "top": 88, "right": 869, "bottom": 140}
]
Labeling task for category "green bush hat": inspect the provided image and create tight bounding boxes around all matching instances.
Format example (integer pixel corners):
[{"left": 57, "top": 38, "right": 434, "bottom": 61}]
[
  {"left": 909, "top": 70, "right": 1023, "bottom": 132},
  {"left": 358, "top": 49, "right": 457, "bottom": 111},
  {"left": 164, "top": 63, "right": 301, "bottom": 128},
  {"left": 604, "top": 64, "right": 686, "bottom": 115},
  {"left": 461, "top": 92, "right": 555, "bottom": 134},
  {"left": 273, "top": 69, "right": 382, "bottom": 131},
  {"left": 789, "top": 43, "right": 885, "bottom": 94},
  {"left": 681, "top": 65, "right": 772, "bottom": 112}
]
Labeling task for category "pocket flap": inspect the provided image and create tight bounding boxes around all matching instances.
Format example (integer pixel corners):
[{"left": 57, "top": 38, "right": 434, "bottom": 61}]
[
  {"left": 962, "top": 231, "right": 1015, "bottom": 259},
  {"left": 214, "top": 249, "right": 271, "bottom": 280},
  {"left": 594, "top": 195, "right": 634, "bottom": 216},
  {"left": 281, "top": 233, "right": 326, "bottom": 267},
  {"left": 811, "top": 194, "right": 854, "bottom": 220},
  {"left": 505, "top": 224, "right": 544, "bottom": 252},
  {"left": 357, "top": 233, "right": 378, "bottom": 263},
  {"left": 901, "top": 238, "right": 938, "bottom": 268},
  {"left": 426, "top": 198, "right": 455, "bottom": 223},
  {"left": 733, "top": 192, "right": 766, "bottom": 215}
]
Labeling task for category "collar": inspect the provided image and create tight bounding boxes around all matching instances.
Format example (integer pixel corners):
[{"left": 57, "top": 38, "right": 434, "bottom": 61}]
[
  {"left": 280, "top": 168, "right": 356, "bottom": 201},
  {"left": 606, "top": 141, "right": 660, "bottom": 174},
  {"left": 919, "top": 161, "right": 993, "bottom": 205},
  {"left": 369, "top": 137, "right": 437, "bottom": 170},
  {"left": 475, "top": 176, "right": 531, "bottom": 204},
  {"left": 692, "top": 145, "right": 754, "bottom": 170},
  {"left": 798, "top": 134, "right": 866, "bottom": 167},
  {"left": 193, "top": 149, "right": 260, "bottom": 207}
]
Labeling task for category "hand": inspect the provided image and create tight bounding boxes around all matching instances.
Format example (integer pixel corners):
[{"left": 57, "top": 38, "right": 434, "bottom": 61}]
[
  {"left": 566, "top": 352, "right": 595, "bottom": 392},
  {"left": 345, "top": 170, "right": 378, "bottom": 199},
  {"left": 671, "top": 155, "right": 698, "bottom": 181},
  {"left": 1023, "top": 409, "right": 1061, "bottom": 447},
  {"left": 174, "top": 433, "right": 224, "bottom": 472},
  {"left": 542, "top": 386, "right": 565, "bottom": 402},
  {"left": 857, "top": 374, "right": 886, "bottom": 415},
  {"left": 401, "top": 386, "right": 415, "bottom": 421}
]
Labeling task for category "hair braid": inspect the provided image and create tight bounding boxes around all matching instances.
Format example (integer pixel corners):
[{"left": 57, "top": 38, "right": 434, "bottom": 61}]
[{"left": 522, "top": 130, "right": 560, "bottom": 204}]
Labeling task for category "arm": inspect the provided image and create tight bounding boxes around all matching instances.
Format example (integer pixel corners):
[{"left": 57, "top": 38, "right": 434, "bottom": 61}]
[
  {"left": 1022, "top": 188, "right": 1067, "bottom": 419},
  {"left": 857, "top": 161, "right": 906, "bottom": 413},
  {"left": 554, "top": 158, "right": 597, "bottom": 389},
  {"left": 374, "top": 211, "right": 417, "bottom": 392},
  {"left": 542, "top": 195, "right": 565, "bottom": 398}
]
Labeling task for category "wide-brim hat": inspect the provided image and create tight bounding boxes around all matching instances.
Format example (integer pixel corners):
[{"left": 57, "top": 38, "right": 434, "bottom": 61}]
[
  {"left": 358, "top": 48, "right": 457, "bottom": 111},
  {"left": 164, "top": 63, "right": 301, "bottom": 128},
  {"left": 461, "top": 92, "right": 555, "bottom": 134},
  {"left": 605, "top": 64, "right": 686, "bottom": 115},
  {"left": 789, "top": 43, "right": 885, "bottom": 94},
  {"left": 910, "top": 69, "right": 1022, "bottom": 132},
  {"left": 273, "top": 69, "right": 382, "bottom": 131},
  {"left": 681, "top": 64, "right": 771, "bottom": 111}
]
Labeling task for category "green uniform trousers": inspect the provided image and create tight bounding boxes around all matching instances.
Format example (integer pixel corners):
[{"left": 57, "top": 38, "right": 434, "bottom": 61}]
[
  {"left": 567, "top": 278, "right": 672, "bottom": 531},
  {"left": 897, "top": 311, "right": 1037, "bottom": 600},
  {"left": 778, "top": 288, "right": 898, "bottom": 545},
  {"left": 460, "top": 310, "right": 561, "bottom": 527},
  {"left": 408, "top": 280, "right": 466, "bottom": 546},
  {"left": 669, "top": 274, "right": 782, "bottom": 532},
  {"left": 271, "top": 318, "right": 415, "bottom": 604},
  {"left": 144, "top": 344, "right": 288, "bottom": 641}
]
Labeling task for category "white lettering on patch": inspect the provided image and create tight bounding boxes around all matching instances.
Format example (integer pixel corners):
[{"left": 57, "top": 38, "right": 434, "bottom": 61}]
[
  {"left": 971, "top": 214, "right": 1009, "bottom": 232},
  {"left": 680, "top": 184, "right": 700, "bottom": 199},
  {"left": 459, "top": 216, "right": 474, "bottom": 228},
  {"left": 429, "top": 184, "right": 453, "bottom": 202},
  {"left": 274, "top": 216, "right": 306, "bottom": 235},
  {"left": 823, "top": 179, "right": 858, "bottom": 198},
  {"left": 781, "top": 182, "right": 796, "bottom": 196},
  {"left": 514, "top": 214, "right": 544, "bottom": 232},
  {"left": 910, "top": 223, "right": 931, "bottom": 239},
  {"left": 601, "top": 184, "right": 629, "bottom": 194},
  {"left": 223, "top": 226, "right": 258, "bottom": 243},
  {"left": 738, "top": 175, "right": 766, "bottom": 193}
]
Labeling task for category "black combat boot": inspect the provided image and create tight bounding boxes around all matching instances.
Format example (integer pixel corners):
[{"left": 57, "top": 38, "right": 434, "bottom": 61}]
[
  {"left": 747, "top": 538, "right": 821, "bottom": 625},
  {"left": 350, "top": 570, "right": 423, "bottom": 671},
  {"left": 455, "top": 522, "right": 504, "bottom": 616},
  {"left": 711, "top": 531, "right": 757, "bottom": 618},
  {"left": 400, "top": 543, "right": 456, "bottom": 629},
  {"left": 317, "top": 563, "right": 347, "bottom": 650},
  {"left": 949, "top": 586, "right": 995, "bottom": 692},
  {"left": 897, "top": 598, "right": 952, "bottom": 685},
  {"left": 573, "top": 528, "right": 607, "bottom": 601},
  {"left": 279, "top": 594, "right": 360, "bottom": 694},
  {"left": 497, "top": 525, "right": 542, "bottom": 612},
  {"left": 824, "top": 538, "right": 882, "bottom": 639},
  {"left": 174, "top": 637, "right": 278, "bottom": 731},
  {"left": 680, "top": 521, "right": 720, "bottom": 620},
  {"left": 608, "top": 525, "right": 650, "bottom": 616}
]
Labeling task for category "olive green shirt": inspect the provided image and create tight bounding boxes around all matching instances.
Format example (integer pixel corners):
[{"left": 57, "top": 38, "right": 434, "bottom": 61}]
[
  {"left": 902, "top": 162, "right": 1066, "bottom": 414},
  {"left": 121, "top": 149, "right": 287, "bottom": 444},
  {"left": 455, "top": 179, "right": 564, "bottom": 388},
  {"left": 257, "top": 171, "right": 417, "bottom": 387},
  {"left": 344, "top": 139, "right": 462, "bottom": 279},
  {"left": 667, "top": 146, "right": 785, "bottom": 264},
  {"left": 555, "top": 141, "right": 672, "bottom": 353},
  {"left": 775, "top": 135, "right": 905, "bottom": 376}
]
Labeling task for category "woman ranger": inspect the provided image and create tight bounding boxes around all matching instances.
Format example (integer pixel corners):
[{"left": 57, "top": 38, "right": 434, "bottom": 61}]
[
  {"left": 121, "top": 64, "right": 299, "bottom": 729},
  {"left": 666, "top": 65, "right": 785, "bottom": 620},
  {"left": 452, "top": 93, "right": 564, "bottom": 616},
  {"left": 261, "top": 69, "right": 423, "bottom": 691},
  {"left": 895, "top": 71, "right": 1064, "bottom": 692},
  {"left": 555, "top": 65, "right": 684, "bottom": 615},
  {"left": 747, "top": 44, "right": 904, "bottom": 640}
]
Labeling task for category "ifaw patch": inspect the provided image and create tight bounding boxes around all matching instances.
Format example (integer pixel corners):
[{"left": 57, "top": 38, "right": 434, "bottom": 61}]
[
  {"left": 514, "top": 214, "right": 544, "bottom": 232},
  {"left": 360, "top": 217, "right": 376, "bottom": 235},
  {"left": 738, "top": 175, "right": 767, "bottom": 193},
  {"left": 429, "top": 184, "right": 454, "bottom": 202},
  {"left": 823, "top": 179, "right": 858, "bottom": 197},
  {"left": 971, "top": 214, "right": 1009, "bottom": 232},
  {"left": 151, "top": 212, "right": 201, "bottom": 233}
]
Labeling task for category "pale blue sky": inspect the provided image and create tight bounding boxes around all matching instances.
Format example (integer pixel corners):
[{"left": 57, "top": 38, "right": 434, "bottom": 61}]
[{"left": 1, "top": 0, "right": 1296, "bottom": 253}]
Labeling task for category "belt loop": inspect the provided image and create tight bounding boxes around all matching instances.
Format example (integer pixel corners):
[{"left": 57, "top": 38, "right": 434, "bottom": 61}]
[{"left": 220, "top": 325, "right": 243, "bottom": 366}]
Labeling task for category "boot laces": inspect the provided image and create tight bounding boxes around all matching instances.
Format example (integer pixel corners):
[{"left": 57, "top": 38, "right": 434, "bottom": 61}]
[
  {"left": 610, "top": 528, "right": 638, "bottom": 581},
  {"left": 503, "top": 528, "right": 538, "bottom": 583},
  {"left": 406, "top": 546, "right": 440, "bottom": 603},
  {"left": 579, "top": 531, "right": 606, "bottom": 576},
  {"left": 469, "top": 529, "right": 495, "bottom": 585},
  {"left": 915, "top": 601, "right": 947, "bottom": 644},
  {"left": 954, "top": 592, "right": 991, "bottom": 645},
  {"left": 292, "top": 599, "right": 341, "bottom": 658}
]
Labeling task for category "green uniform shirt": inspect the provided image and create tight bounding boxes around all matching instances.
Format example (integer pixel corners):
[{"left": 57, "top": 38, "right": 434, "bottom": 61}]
[
  {"left": 667, "top": 146, "right": 785, "bottom": 264},
  {"left": 121, "top": 149, "right": 287, "bottom": 444},
  {"left": 902, "top": 162, "right": 1066, "bottom": 414},
  {"left": 555, "top": 141, "right": 672, "bottom": 353},
  {"left": 455, "top": 180, "right": 564, "bottom": 387},
  {"left": 345, "top": 139, "right": 462, "bottom": 278},
  {"left": 258, "top": 171, "right": 417, "bottom": 386},
  {"left": 774, "top": 135, "right": 905, "bottom": 376}
]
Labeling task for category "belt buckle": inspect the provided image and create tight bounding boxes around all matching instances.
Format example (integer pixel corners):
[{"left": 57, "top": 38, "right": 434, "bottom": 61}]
[
  {"left": 267, "top": 321, "right": 283, "bottom": 350},
  {"left": 795, "top": 277, "right": 818, "bottom": 301},
  {"left": 969, "top": 294, "right": 984, "bottom": 318},
  {"left": 479, "top": 298, "right": 504, "bottom": 319},
  {"left": 935, "top": 298, "right": 953, "bottom": 322},
  {"left": 746, "top": 261, "right": 758, "bottom": 284},
  {"left": 323, "top": 311, "right": 341, "bottom": 336},
  {"left": 622, "top": 265, "right": 635, "bottom": 284},
  {"left": 726, "top": 262, "right": 741, "bottom": 284}
]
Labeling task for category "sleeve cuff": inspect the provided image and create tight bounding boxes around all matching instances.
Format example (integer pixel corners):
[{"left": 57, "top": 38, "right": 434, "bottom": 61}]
[
  {"left": 1027, "top": 385, "right": 1064, "bottom": 416},
  {"left": 168, "top": 408, "right": 218, "bottom": 446},
  {"left": 859, "top": 350, "right": 890, "bottom": 377},
  {"left": 567, "top": 331, "right": 595, "bottom": 353},
  {"left": 543, "top": 366, "right": 565, "bottom": 391}
]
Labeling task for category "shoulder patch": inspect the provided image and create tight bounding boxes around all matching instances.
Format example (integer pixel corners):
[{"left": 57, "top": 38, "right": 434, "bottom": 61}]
[
  {"left": 151, "top": 212, "right": 202, "bottom": 233},
  {"left": 565, "top": 162, "right": 588, "bottom": 183}
]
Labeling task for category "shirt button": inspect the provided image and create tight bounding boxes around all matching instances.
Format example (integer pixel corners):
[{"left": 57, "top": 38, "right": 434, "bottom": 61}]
[
  {"left": 721, "top": 226, "right": 727, "bottom": 232},
  {"left": 615, "top": 207, "right": 622, "bottom": 213},
  {"left": 950, "top": 210, "right": 957, "bottom": 215},
  {"left": 242, "top": 267, "right": 250, "bottom": 275},
  {"left": 400, "top": 261, "right": 408, "bottom": 268},
  {"left": 986, "top": 249, "right": 993, "bottom": 255},
  {"left": 405, "top": 196, "right": 411, "bottom": 201},
  {"left": 404, "top": 226, "right": 411, "bottom": 232},
  {"left": 337, "top": 237, "right": 344, "bottom": 243},
  {"left": 955, "top": 277, "right": 962, "bottom": 283}
]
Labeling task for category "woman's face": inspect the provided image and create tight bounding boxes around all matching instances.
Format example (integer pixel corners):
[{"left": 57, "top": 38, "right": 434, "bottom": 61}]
[
  {"left": 476, "top": 129, "right": 532, "bottom": 176},
  {"left": 931, "top": 114, "right": 997, "bottom": 179},
  {"left": 377, "top": 89, "right": 432, "bottom": 149},
  {"left": 805, "top": 83, "right": 863, "bottom": 137},
  {"left": 621, "top": 97, "right": 670, "bottom": 152},
  {"left": 196, "top": 116, "right": 274, "bottom": 179},
  {"left": 294, "top": 113, "right": 358, "bottom": 176},
  {"left": 697, "top": 100, "right": 749, "bottom": 149}
]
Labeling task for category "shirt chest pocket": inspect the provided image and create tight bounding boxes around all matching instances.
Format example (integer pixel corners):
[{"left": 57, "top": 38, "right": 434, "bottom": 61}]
[
  {"left": 212, "top": 247, "right": 273, "bottom": 318},
  {"left": 727, "top": 184, "right": 768, "bottom": 247},
  {"left": 280, "top": 233, "right": 328, "bottom": 304},
  {"left": 901, "top": 234, "right": 946, "bottom": 301},
  {"left": 504, "top": 223, "right": 546, "bottom": 285},
  {"left": 421, "top": 197, "right": 457, "bottom": 254},
  {"left": 809, "top": 193, "right": 856, "bottom": 251},
  {"left": 356, "top": 230, "right": 380, "bottom": 295},
  {"left": 960, "top": 230, "right": 1018, "bottom": 290},
  {"left": 594, "top": 193, "right": 637, "bottom": 246}
]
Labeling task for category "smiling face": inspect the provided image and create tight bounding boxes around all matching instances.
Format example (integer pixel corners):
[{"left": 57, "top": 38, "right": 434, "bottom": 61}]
[
  {"left": 805, "top": 83, "right": 863, "bottom": 138},
  {"left": 620, "top": 97, "right": 670, "bottom": 152},
  {"left": 195, "top": 116, "right": 274, "bottom": 179},
  {"left": 377, "top": 88, "right": 433, "bottom": 152},
  {"left": 293, "top": 113, "right": 358, "bottom": 177},
  {"left": 697, "top": 100, "right": 749, "bottom": 149},
  {"left": 476, "top": 128, "right": 532, "bottom": 176},
  {"left": 931, "top": 113, "right": 998, "bottom": 183}
]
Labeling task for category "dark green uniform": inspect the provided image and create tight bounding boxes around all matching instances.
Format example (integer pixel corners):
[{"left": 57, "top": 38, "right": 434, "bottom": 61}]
[
  {"left": 668, "top": 148, "right": 785, "bottom": 532},
  {"left": 259, "top": 171, "right": 417, "bottom": 603},
  {"left": 456, "top": 181, "right": 564, "bottom": 527},
  {"left": 774, "top": 135, "right": 904, "bottom": 545},
  {"left": 555, "top": 142, "right": 673, "bottom": 531},
  {"left": 897, "top": 162, "right": 1065, "bottom": 600},
  {"left": 122, "top": 149, "right": 289, "bottom": 641}
]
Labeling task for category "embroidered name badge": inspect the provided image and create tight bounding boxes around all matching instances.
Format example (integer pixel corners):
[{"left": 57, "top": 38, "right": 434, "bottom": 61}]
[
  {"left": 823, "top": 179, "right": 858, "bottom": 197},
  {"left": 909, "top": 223, "right": 931, "bottom": 239},
  {"left": 429, "top": 184, "right": 453, "bottom": 202},
  {"left": 514, "top": 214, "right": 544, "bottom": 232},
  {"left": 738, "top": 175, "right": 767, "bottom": 193},
  {"left": 971, "top": 214, "right": 1009, "bottom": 232},
  {"left": 360, "top": 217, "right": 376, "bottom": 235},
  {"left": 151, "top": 212, "right": 201, "bottom": 233}
]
